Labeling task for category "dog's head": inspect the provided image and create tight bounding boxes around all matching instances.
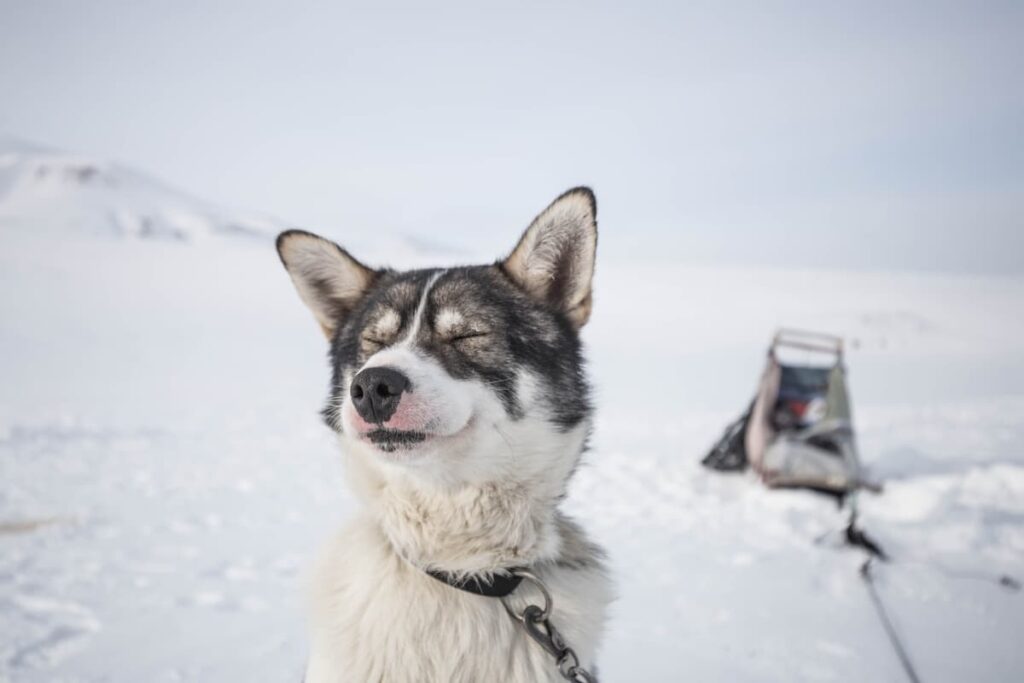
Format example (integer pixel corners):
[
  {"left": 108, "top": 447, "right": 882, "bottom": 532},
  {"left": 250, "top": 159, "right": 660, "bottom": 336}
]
[{"left": 276, "top": 188, "right": 597, "bottom": 492}]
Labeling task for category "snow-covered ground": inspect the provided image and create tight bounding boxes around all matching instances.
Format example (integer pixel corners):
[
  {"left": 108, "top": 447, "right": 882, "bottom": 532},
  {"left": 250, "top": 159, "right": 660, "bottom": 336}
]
[{"left": 1, "top": 141, "right": 1022, "bottom": 682}]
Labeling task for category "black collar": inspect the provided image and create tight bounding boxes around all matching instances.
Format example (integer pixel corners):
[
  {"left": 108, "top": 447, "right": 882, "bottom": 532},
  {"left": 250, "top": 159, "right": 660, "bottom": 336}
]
[{"left": 425, "top": 567, "right": 525, "bottom": 598}]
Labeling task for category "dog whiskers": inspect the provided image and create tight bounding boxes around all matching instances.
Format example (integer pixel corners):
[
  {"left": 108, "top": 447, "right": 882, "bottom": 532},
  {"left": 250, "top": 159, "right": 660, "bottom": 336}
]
[{"left": 492, "top": 423, "right": 515, "bottom": 459}]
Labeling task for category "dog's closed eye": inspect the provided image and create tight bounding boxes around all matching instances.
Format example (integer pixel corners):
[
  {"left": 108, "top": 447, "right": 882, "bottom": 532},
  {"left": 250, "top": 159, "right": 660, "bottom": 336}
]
[
  {"left": 447, "top": 331, "right": 488, "bottom": 344},
  {"left": 361, "top": 308, "right": 402, "bottom": 350}
]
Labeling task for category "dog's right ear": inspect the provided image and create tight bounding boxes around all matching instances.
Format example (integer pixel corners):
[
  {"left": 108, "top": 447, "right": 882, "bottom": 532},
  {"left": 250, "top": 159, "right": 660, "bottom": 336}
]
[{"left": 276, "top": 230, "right": 378, "bottom": 338}]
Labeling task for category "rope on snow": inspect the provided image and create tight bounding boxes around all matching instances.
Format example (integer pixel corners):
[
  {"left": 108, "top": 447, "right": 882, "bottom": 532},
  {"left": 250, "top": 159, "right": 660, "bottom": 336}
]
[{"left": 860, "top": 558, "right": 923, "bottom": 683}]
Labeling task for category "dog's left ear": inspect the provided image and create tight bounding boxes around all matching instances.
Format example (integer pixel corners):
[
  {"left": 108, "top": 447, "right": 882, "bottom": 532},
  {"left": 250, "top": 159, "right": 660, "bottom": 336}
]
[
  {"left": 276, "top": 230, "right": 378, "bottom": 338},
  {"left": 502, "top": 187, "right": 598, "bottom": 329}
]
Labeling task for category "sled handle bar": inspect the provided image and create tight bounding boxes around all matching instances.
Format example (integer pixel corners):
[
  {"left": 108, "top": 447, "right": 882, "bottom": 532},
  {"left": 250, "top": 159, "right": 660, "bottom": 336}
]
[{"left": 772, "top": 328, "right": 843, "bottom": 356}]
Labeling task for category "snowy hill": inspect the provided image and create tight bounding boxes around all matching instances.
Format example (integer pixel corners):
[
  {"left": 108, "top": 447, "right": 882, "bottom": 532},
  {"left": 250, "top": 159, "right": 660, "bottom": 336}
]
[{"left": 0, "top": 137, "right": 280, "bottom": 243}]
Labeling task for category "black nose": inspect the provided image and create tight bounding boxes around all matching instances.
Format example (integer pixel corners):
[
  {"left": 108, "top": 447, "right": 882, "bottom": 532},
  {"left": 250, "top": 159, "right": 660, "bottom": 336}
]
[{"left": 350, "top": 367, "right": 410, "bottom": 424}]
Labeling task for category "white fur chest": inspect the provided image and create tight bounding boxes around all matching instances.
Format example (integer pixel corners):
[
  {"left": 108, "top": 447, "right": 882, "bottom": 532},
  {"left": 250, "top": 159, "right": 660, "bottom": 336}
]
[{"left": 304, "top": 516, "right": 610, "bottom": 683}]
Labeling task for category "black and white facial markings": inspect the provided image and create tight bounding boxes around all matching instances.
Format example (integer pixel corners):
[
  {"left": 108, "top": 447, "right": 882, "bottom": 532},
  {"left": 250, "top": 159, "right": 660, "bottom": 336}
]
[{"left": 277, "top": 188, "right": 598, "bottom": 483}]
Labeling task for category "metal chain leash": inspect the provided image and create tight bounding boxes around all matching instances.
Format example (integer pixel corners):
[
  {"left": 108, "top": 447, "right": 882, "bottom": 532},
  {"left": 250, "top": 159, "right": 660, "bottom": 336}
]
[{"left": 501, "top": 569, "right": 598, "bottom": 683}]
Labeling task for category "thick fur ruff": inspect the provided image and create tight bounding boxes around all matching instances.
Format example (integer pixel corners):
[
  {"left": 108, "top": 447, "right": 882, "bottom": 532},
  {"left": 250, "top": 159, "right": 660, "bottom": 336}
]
[{"left": 305, "top": 512, "right": 610, "bottom": 682}]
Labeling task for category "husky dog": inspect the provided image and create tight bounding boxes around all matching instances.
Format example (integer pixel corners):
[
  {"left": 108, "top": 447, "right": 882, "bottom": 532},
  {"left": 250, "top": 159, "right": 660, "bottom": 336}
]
[{"left": 276, "top": 188, "right": 612, "bottom": 683}]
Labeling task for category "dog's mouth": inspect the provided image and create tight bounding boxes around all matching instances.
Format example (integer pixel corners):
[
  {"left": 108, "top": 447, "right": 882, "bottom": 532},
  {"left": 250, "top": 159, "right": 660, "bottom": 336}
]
[
  {"left": 363, "top": 428, "right": 429, "bottom": 453},
  {"left": 357, "top": 416, "right": 476, "bottom": 456}
]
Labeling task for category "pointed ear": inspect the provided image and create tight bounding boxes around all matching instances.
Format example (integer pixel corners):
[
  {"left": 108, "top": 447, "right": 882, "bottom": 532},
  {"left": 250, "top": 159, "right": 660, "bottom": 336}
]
[
  {"left": 501, "top": 187, "right": 598, "bottom": 329},
  {"left": 276, "top": 230, "right": 378, "bottom": 338}
]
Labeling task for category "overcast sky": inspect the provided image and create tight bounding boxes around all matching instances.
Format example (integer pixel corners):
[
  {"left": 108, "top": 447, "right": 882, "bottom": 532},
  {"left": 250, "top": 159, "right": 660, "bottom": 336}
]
[{"left": 1, "top": 1, "right": 1021, "bottom": 273}]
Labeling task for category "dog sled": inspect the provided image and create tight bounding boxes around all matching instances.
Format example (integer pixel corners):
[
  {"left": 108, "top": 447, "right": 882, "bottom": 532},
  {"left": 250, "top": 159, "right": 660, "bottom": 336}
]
[
  {"left": 703, "top": 329, "right": 877, "bottom": 495},
  {"left": 702, "top": 331, "right": 1024, "bottom": 683}
]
